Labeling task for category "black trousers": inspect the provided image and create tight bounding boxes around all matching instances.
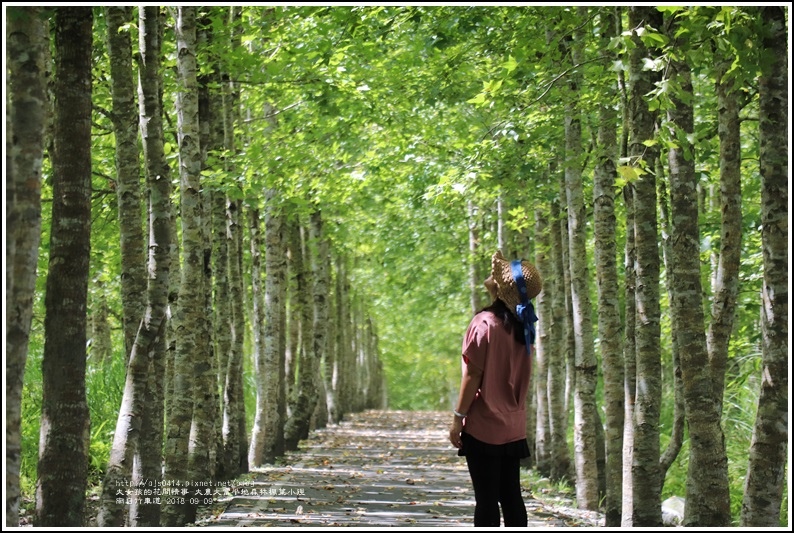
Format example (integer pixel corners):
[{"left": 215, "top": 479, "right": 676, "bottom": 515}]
[{"left": 464, "top": 451, "right": 528, "bottom": 527}]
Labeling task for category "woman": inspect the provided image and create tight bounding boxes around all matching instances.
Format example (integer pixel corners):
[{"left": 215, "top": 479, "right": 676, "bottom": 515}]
[{"left": 449, "top": 250, "right": 542, "bottom": 527}]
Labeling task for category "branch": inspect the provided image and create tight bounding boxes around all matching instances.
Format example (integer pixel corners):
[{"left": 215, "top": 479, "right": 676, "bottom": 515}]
[
  {"left": 230, "top": 76, "right": 323, "bottom": 86},
  {"left": 482, "top": 54, "right": 611, "bottom": 141},
  {"left": 529, "top": 54, "right": 611, "bottom": 110},
  {"left": 242, "top": 101, "right": 304, "bottom": 123}
]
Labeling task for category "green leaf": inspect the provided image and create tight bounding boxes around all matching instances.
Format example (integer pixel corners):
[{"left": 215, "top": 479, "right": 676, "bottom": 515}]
[
  {"left": 642, "top": 30, "right": 669, "bottom": 47},
  {"left": 485, "top": 79, "right": 502, "bottom": 94},
  {"left": 616, "top": 165, "right": 646, "bottom": 185},
  {"left": 642, "top": 57, "right": 665, "bottom": 72},
  {"left": 266, "top": 60, "right": 282, "bottom": 76},
  {"left": 118, "top": 22, "right": 136, "bottom": 34},
  {"left": 502, "top": 55, "right": 518, "bottom": 74},
  {"left": 467, "top": 93, "right": 487, "bottom": 106}
]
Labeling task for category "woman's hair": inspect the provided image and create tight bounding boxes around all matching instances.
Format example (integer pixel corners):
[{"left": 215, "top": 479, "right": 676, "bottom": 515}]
[{"left": 480, "top": 298, "right": 526, "bottom": 346}]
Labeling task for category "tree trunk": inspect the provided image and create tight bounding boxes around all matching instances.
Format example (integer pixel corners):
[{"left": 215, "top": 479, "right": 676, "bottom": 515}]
[
  {"left": 106, "top": 5, "right": 146, "bottom": 364},
  {"left": 557, "top": 184, "right": 575, "bottom": 419},
  {"left": 284, "top": 217, "right": 301, "bottom": 422},
  {"left": 363, "top": 303, "right": 381, "bottom": 409},
  {"left": 547, "top": 198, "right": 571, "bottom": 482},
  {"left": 131, "top": 8, "right": 170, "bottom": 526},
  {"left": 617, "top": 10, "right": 635, "bottom": 520},
  {"left": 310, "top": 212, "right": 332, "bottom": 430},
  {"left": 285, "top": 216, "right": 317, "bottom": 449},
  {"left": 593, "top": 9, "right": 624, "bottom": 525},
  {"left": 161, "top": 2, "right": 182, "bottom": 468},
  {"left": 89, "top": 280, "right": 113, "bottom": 367},
  {"left": 657, "top": 174, "right": 686, "bottom": 485},
  {"left": 532, "top": 210, "right": 551, "bottom": 475},
  {"left": 274, "top": 192, "right": 290, "bottom": 458},
  {"left": 97, "top": 8, "right": 171, "bottom": 525},
  {"left": 162, "top": 7, "right": 202, "bottom": 525},
  {"left": 620, "top": 183, "right": 637, "bottom": 527},
  {"left": 335, "top": 255, "right": 355, "bottom": 419},
  {"left": 188, "top": 14, "right": 222, "bottom": 490},
  {"left": 247, "top": 204, "right": 265, "bottom": 463},
  {"left": 626, "top": 6, "right": 663, "bottom": 526},
  {"left": 205, "top": 34, "right": 230, "bottom": 473},
  {"left": 97, "top": 292, "right": 169, "bottom": 527},
  {"left": 741, "top": 6, "right": 788, "bottom": 527},
  {"left": 665, "top": 27, "right": 731, "bottom": 526},
  {"left": 467, "top": 200, "right": 482, "bottom": 314},
  {"left": 6, "top": 6, "right": 48, "bottom": 527},
  {"left": 188, "top": 186, "right": 216, "bottom": 488},
  {"left": 324, "top": 280, "right": 339, "bottom": 424},
  {"left": 36, "top": 8, "right": 93, "bottom": 526},
  {"left": 365, "top": 317, "right": 385, "bottom": 408},
  {"left": 563, "top": 10, "right": 599, "bottom": 509},
  {"left": 708, "top": 44, "right": 743, "bottom": 416},
  {"left": 222, "top": 7, "right": 248, "bottom": 477},
  {"left": 205, "top": 19, "right": 231, "bottom": 479},
  {"left": 497, "top": 194, "right": 505, "bottom": 252},
  {"left": 134, "top": 335, "right": 167, "bottom": 525},
  {"left": 332, "top": 257, "right": 346, "bottom": 420},
  {"left": 212, "top": 192, "right": 232, "bottom": 478},
  {"left": 351, "top": 294, "right": 363, "bottom": 412},
  {"left": 229, "top": 199, "right": 249, "bottom": 475},
  {"left": 164, "top": 224, "right": 180, "bottom": 451},
  {"left": 250, "top": 189, "right": 287, "bottom": 465}
]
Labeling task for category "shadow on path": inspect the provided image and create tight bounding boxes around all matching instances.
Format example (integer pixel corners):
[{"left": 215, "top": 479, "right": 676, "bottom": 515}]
[{"left": 195, "top": 410, "right": 603, "bottom": 527}]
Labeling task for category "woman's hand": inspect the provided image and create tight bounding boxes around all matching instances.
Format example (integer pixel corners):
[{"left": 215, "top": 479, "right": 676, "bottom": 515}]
[{"left": 449, "top": 416, "right": 463, "bottom": 448}]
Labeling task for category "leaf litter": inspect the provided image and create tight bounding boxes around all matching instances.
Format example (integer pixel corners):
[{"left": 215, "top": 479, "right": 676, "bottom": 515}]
[{"left": 194, "top": 409, "right": 604, "bottom": 527}]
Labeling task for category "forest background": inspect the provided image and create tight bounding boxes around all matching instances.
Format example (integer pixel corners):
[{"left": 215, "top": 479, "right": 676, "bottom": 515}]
[{"left": 4, "top": 3, "right": 790, "bottom": 529}]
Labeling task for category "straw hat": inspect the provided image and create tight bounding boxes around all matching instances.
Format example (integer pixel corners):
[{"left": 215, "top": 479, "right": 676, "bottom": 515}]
[{"left": 490, "top": 250, "right": 542, "bottom": 315}]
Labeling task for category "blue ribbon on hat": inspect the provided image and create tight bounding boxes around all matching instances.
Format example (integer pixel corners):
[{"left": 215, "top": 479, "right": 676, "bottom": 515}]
[{"left": 510, "top": 259, "right": 538, "bottom": 354}]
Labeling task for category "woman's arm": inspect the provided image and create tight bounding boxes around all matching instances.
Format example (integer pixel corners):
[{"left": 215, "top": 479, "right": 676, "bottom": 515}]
[{"left": 449, "top": 362, "right": 483, "bottom": 448}]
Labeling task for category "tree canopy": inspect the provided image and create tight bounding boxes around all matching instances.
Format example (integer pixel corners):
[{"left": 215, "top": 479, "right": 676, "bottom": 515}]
[{"left": 5, "top": 4, "right": 788, "bottom": 528}]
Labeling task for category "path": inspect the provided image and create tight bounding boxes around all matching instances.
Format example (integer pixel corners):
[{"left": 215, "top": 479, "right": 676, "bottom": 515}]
[{"left": 195, "top": 410, "right": 603, "bottom": 527}]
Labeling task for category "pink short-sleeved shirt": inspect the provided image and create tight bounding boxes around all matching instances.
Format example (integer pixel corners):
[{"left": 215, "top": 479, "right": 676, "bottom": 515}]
[{"left": 461, "top": 310, "right": 532, "bottom": 445}]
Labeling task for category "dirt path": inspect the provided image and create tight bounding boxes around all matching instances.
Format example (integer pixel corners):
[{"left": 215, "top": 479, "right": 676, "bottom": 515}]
[{"left": 195, "top": 410, "right": 603, "bottom": 527}]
